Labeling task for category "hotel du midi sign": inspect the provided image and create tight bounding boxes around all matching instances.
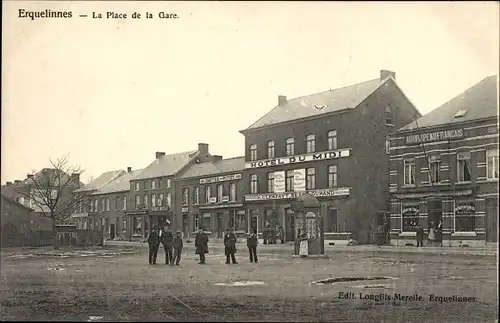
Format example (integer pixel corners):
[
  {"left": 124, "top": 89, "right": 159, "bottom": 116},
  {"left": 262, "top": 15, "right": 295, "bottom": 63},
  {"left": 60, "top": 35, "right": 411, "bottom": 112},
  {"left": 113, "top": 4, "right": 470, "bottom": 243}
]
[{"left": 245, "top": 148, "right": 351, "bottom": 169}]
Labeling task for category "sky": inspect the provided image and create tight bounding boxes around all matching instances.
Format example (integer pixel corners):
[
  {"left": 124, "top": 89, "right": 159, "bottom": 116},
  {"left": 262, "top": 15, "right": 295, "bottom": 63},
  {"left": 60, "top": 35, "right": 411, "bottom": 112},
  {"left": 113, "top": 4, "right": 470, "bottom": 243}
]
[{"left": 2, "top": 1, "right": 499, "bottom": 184}]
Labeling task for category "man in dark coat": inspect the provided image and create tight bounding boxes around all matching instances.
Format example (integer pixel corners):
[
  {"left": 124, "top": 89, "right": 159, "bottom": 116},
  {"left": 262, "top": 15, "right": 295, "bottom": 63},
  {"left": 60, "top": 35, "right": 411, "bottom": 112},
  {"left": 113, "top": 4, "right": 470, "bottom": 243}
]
[
  {"left": 416, "top": 225, "right": 424, "bottom": 247},
  {"left": 147, "top": 225, "right": 160, "bottom": 265},
  {"left": 247, "top": 228, "right": 258, "bottom": 263},
  {"left": 172, "top": 231, "right": 183, "bottom": 266},
  {"left": 161, "top": 227, "right": 174, "bottom": 265},
  {"left": 195, "top": 228, "right": 209, "bottom": 264},
  {"left": 224, "top": 228, "right": 238, "bottom": 264}
]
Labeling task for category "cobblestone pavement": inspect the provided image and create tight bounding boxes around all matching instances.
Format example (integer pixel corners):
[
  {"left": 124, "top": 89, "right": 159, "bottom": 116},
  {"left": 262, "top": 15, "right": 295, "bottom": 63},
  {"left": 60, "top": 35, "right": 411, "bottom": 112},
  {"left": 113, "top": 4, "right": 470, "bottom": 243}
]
[{"left": 0, "top": 246, "right": 497, "bottom": 322}]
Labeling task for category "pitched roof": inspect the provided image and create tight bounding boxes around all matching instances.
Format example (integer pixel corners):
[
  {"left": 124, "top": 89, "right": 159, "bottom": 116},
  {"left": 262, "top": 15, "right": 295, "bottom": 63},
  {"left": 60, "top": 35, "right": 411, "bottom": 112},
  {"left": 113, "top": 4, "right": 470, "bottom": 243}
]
[
  {"left": 75, "top": 170, "right": 125, "bottom": 192},
  {"left": 180, "top": 156, "right": 245, "bottom": 179},
  {"left": 133, "top": 150, "right": 198, "bottom": 180},
  {"left": 96, "top": 169, "right": 144, "bottom": 194},
  {"left": 25, "top": 168, "right": 84, "bottom": 187},
  {"left": 244, "top": 78, "right": 387, "bottom": 130},
  {"left": 400, "top": 75, "right": 498, "bottom": 131}
]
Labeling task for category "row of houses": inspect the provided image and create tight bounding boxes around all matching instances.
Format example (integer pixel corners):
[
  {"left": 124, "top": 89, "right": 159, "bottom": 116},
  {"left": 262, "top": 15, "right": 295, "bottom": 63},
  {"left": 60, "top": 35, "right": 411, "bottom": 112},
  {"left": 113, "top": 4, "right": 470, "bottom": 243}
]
[{"left": 4, "top": 70, "right": 498, "bottom": 246}]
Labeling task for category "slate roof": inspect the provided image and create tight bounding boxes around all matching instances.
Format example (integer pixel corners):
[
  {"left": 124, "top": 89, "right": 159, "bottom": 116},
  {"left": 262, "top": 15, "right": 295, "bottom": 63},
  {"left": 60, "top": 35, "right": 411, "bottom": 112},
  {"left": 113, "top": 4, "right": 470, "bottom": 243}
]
[
  {"left": 180, "top": 156, "right": 246, "bottom": 179},
  {"left": 133, "top": 150, "right": 198, "bottom": 180},
  {"left": 244, "top": 78, "right": 388, "bottom": 130},
  {"left": 75, "top": 170, "right": 125, "bottom": 192},
  {"left": 25, "top": 168, "right": 85, "bottom": 187},
  {"left": 400, "top": 75, "right": 498, "bottom": 131},
  {"left": 97, "top": 169, "right": 144, "bottom": 195}
]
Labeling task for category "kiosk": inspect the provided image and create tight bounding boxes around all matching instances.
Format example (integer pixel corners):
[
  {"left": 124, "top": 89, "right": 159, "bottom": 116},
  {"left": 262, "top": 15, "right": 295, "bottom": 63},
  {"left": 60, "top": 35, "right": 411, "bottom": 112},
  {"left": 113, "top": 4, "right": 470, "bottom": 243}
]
[{"left": 293, "top": 193, "right": 324, "bottom": 256}]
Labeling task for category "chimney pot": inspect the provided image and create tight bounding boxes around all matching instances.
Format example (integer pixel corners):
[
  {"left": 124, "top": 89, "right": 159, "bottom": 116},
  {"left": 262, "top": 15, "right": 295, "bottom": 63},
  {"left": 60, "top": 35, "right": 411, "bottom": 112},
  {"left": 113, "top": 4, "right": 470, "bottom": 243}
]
[
  {"left": 14, "top": 180, "right": 22, "bottom": 184},
  {"left": 278, "top": 95, "right": 287, "bottom": 106},
  {"left": 127, "top": 167, "right": 132, "bottom": 173},
  {"left": 27, "top": 174, "right": 33, "bottom": 179},
  {"left": 380, "top": 70, "right": 396, "bottom": 81},
  {"left": 198, "top": 143, "right": 209, "bottom": 154},
  {"left": 6, "top": 181, "right": 13, "bottom": 185},
  {"left": 156, "top": 152, "right": 166, "bottom": 159}
]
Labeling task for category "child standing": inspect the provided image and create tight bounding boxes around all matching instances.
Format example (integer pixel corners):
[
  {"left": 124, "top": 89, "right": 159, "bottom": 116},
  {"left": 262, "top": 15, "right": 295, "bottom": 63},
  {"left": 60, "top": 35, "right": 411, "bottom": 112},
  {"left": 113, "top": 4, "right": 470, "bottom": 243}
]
[{"left": 172, "top": 231, "right": 183, "bottom": 266}]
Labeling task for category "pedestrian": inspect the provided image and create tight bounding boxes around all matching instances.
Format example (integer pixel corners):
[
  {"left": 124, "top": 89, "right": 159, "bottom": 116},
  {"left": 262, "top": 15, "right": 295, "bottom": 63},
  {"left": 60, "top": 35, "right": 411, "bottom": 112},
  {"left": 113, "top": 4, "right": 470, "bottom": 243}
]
[
  {"left": 162, "top": 227, "right": 174, "bottom": 265},
  {"left": 436, "top": 221, "right": 443, "bottom": 247},
  {"left": 428, "top": 221, "right": 436, "bottom": 246},
  {"left": 147, "top": 225, "right": 160, "bottom": 265},
  {"left": 195, "top": 227, "right": 209, "bottom": 264},
  {"left": 172, "top": 230, "right": 183, "bottom": 266},
  {"left": 416, "top": 225, "right": 424, "bottom": 247},
  {"left": 279, "top": 226, "right": 285, "bottom": 244},
  {"left": 224, "top": 228, "right": 238, "bottom": 264},
  {"left": 247, "top": 228, "right": 258, "bottom": 263}
]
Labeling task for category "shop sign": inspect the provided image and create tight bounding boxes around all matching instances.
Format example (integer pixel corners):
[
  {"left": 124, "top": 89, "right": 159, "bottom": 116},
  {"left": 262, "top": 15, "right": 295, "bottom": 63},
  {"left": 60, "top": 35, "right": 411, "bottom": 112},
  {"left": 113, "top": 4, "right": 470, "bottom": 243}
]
[
  {"left": 200, "top": 173, "right": 242, "bottom": 184},
  {"left": 274, "top": 171, "right": 285, "bottom": 193},
  {"left": 402, "top": 207, "right": 419, "bottom": 215},
  {"left": 245, "top": 149, "right": 351, "bottom": 169},
  {"left": 455, "top": 204, "right": 475, "bottom": 215},
  {"left": 293, "top": 169, "right": 306, "bottom": 192},
  {"left": 405, "top": 128, "right": 464, "bottom": 145},
  {"left": 181, "top": 207, "right": 189, "bottom": 213},
  {"left": 244, "top": 188, "right": 350, "bottom": 201}
]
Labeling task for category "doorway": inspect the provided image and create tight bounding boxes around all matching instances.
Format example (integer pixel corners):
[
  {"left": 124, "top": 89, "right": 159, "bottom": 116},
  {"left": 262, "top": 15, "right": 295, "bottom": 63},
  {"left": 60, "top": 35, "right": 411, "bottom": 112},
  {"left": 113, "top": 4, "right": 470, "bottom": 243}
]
[
  {"left": 110, "top": 224, "right": 115, "bottom": 240},
  {"left": 286, "top": 211, "right": 295, "bottom": 242},
  {"left": 182, "top": 214, "right": 189, "bottom": 239},
  {"left": 216, "top": 213, "right": 223, "bottom": 238},
  {"left": 486, "top": 201, "right": 498, "bottom": 242}
]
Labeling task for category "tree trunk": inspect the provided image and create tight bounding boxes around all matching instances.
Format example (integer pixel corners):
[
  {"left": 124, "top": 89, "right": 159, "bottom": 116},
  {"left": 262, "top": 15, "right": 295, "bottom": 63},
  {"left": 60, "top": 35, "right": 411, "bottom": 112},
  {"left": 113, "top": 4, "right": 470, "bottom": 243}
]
[{"left": 51, "top": 216, "right": 59, "bottom": 250}]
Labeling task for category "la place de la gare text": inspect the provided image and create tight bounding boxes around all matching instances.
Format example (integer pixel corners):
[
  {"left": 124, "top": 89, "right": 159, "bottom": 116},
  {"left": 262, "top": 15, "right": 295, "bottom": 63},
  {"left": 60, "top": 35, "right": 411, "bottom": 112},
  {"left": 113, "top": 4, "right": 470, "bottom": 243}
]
[{"left": 338, "top": 292, "right": 477, "bottom": 303}]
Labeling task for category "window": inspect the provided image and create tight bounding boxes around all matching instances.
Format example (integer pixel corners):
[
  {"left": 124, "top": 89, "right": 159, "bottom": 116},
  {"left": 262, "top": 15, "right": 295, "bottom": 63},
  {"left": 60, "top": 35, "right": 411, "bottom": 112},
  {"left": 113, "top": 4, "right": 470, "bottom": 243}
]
[
  {"left": 202, "top": 213, "right": 211, "bottom": 231},
  {"left": 327, "top": 208, "right": 338, "bottom": 232},
  {"left": 487, "top": 148, "right": 499, "bottom": 180},
  {"left": 404, "top": 159, "right": 416, "bottom": 186},
  {"left": 135, "top": 182, "right": 140, "bottom": 191},
  {"left": 306, "top": 134, "right": 316, "bottom": 153},
  {"left": 455, "top": 202, "right": 475, "bottom": 232},
  {"left": 122, "top": 196, "right": 127, "bottom": 210},
  {"left": 159, "top": 179, "right": 163, "bottom": 188},
  {"left": 193, "top": 214, "right": 200, "bottom": 232},
  {"left": 151, "top": 193, "right": 156, "bottom": 207},
  {"left": 229, "top": 211, "right": 246, "bottom": 231},
  {"left": 385, "top": 135, "right": 390, "bottom": 154},
  {"left": 158, "top": 193, "right": 164, "bottom": 206},
  {"left": 133, "top": 216, "right": 142, "bottom": 235},
  {"left": 250, "top": 144, "right": 258, "bottom": 161},
  {"left": 457, "top": 152, "right": 471, "bottom": 182},
  {"left": 194, "top": 187, "right": 200, "bottom": 204},
  {"left": 264, "top": 141, "right": 275, "bottom": 159},
  {"left": 115, "top": 197, "right": 121, "bottom": 210},
  {"left": 167, "top": 179, "right": 171, "bottom": 188},
  {"left": 144, "top": 195, "right": 149, "bottom": 208},
  {"left": 122, "top": 218, "right": 127, "bottom": 233},
  {"left": 428, "top": 155, "right": 441, "bottom": 183},
  {"left": 306, "top": 168, "right": 316, "bottom": 190},
  {"left": 328, "top": 165, "right": 338, "bottom": 188},
  {"left": 167, "top": 193, "right": 171, "bottom": 207},
  {"left": 229, "top": 183, "right": 237, "bottom": 201},
  {"left": 267, "top": 172, "right": 275, "bottom": 193},
  {"left": 328, "top": 130, "right": 337, "bottom": 150},
  {"left": 152, "top": 180, "right": 156, "bottom": 190},
  {"left": 402, "top": 205, "right": 420, "bottom": 232},
  {"left": 205, "top": 186, "right": 211, "bottom": 203},
  {"left": 94, "top": 200, "right": 98, "bottom": 212},
  {"left": 101, "top": 198, "right": 105, "bottom": 212},
  {"left": 90, "top": 219, "right": 94, "bottom": 230},
  {"left": 135, "top": 195, "right": 141, "bottom": 209},
  {"left": 286, "top": 170, "right": 294, "bottom": 192},
  {"left": 217, "top": 184, "right": 223, "bottom": 201},
  {"left": 385, "top": 105, "right": 393, "bottom": 125},
  {"left": 250, "top": 175, "right": 258, "bottom": 194},
  {"left": 106, "top": 198, "right": 110, "bottom": 211},
  {"left": 286, "top": 137, "right": 295, "bottom": 156},
  {"left": 182, "top": 188, "right": 189, "bottom": 205}
]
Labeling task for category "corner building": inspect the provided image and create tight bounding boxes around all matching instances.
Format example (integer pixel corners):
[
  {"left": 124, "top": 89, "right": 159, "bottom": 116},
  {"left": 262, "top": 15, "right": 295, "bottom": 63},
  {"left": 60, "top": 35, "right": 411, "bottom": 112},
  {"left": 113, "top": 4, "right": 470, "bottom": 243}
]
[
  {"left": 240, "top": 70, "right": 420, "bottom": 244},
  {"left": 389, "top": 75, "right": 498, "bottom": 246}
]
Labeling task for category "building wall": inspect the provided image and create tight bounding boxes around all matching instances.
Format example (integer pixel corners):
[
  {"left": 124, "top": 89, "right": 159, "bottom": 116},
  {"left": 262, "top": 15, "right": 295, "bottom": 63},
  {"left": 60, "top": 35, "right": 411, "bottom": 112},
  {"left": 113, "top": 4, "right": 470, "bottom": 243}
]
[
  {"left": 389, "top": 117, "right": 499, "bottom": 246},
  {"left": 241, "top": 78, "right": 420, "bottom": 244}
]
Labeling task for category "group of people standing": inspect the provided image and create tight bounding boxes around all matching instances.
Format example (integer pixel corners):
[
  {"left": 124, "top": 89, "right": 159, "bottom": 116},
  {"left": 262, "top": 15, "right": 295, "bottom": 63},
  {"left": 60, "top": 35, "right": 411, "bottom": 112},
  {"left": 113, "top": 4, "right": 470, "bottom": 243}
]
[
  {"left": 416, "top": 220, "right": 443, "bottom": 247},
  {"left": 147, "top": 226, "right": 260, "bottom": 265}
]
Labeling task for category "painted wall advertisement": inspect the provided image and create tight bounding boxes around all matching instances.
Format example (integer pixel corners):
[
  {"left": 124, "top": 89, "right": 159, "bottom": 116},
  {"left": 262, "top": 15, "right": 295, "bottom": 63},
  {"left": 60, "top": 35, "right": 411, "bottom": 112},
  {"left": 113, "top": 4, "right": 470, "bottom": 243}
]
[
  {"left": 293, "top": 169, "right": 306, "bottom": 192},
  {"left": 274, "top": 171, "right": 285, "bottom": 193}
]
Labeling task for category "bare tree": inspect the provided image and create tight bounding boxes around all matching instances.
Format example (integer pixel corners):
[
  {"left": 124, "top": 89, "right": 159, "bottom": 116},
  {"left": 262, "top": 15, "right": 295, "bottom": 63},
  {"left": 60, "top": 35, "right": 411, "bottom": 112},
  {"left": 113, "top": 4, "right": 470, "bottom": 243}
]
[{"left": 19, "top": 154, "right": 93, "bottom": 249}]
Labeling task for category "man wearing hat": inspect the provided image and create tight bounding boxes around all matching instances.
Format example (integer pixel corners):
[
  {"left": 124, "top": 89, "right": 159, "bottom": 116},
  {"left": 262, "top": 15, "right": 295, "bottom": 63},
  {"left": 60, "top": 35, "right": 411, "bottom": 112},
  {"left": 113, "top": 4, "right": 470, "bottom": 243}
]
[
  {"left": 172, "top": 230, "right": 183, "bottom": 266},
  {"left": 147, "top": 225, "right": 161, "bottom": 265},
  {"left": 195, "top": 227, "right": 209, "bottom": 264}
]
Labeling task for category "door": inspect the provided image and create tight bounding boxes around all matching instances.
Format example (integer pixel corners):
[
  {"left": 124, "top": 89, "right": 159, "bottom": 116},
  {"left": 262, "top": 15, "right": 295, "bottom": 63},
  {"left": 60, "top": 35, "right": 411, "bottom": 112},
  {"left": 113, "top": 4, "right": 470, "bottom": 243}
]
[
  {"left": 110, "top": 224, "right": 115, "bottom": 240},
  {"left": 182, "top": 214, "right": 189, "bottom": 239},
  {"left": 486, "top": 202, "right": 498, "bottom": 242},
  {"left": 286, "top": 212, "right": 295, "bottom": 242},
  {"left": 216, "top": 214, "right": 223, "bottom": 238}
]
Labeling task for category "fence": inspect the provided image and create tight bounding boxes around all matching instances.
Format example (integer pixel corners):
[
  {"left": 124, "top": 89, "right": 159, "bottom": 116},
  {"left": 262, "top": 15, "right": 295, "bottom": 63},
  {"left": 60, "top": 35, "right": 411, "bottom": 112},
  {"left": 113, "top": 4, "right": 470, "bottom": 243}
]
[{"left": 1, "top": 229, "right": 53, "bottom": 248}]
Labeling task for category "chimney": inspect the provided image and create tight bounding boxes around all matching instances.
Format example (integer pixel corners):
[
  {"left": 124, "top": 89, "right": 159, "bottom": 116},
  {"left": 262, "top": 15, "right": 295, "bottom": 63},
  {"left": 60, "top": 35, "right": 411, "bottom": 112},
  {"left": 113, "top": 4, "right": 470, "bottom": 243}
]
[
  {"left": 380, "top": 70, "right": 396, "bottom": 81},
  {"left": 127, "top": 167, "right": 132, "bottom": 173},
  {"left": 27, "top": 174, "right": 33, "bottom": 179},
  {"left": 198, "top": 143, "right": 209, "bottom": 155},
  {"left": 71, "top": 173, "right": 80, "bottom": 186},
  {"left": 278, "top": 95, "right": 287, "bottom": 106},
  {"left": 212, "top": 155, "right": 223, "bottom": 162},
  {"left": 14, "top": 180, "right": 22, "bottom": 185},
  {"left": 6, "top": 181, "right": 12, "bottom": 186},
  {"left": 156, "top": 152, "right": 166, "bottom": 159}
]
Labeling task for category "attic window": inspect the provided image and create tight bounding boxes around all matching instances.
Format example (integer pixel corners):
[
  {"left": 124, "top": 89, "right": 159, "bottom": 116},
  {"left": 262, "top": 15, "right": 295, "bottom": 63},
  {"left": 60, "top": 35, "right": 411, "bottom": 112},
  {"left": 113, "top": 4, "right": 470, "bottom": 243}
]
[
  {"left": 454, "top": 109, "right": 468, "bottom": 118},
  {"left": 385, "top": 105, "right": 393, "bottom": 125}
]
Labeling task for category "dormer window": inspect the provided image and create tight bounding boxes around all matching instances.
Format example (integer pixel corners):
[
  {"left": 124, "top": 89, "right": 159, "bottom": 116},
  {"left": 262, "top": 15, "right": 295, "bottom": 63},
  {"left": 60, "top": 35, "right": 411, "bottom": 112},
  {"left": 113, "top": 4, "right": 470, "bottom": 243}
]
[
  {"left": 385, "top": 105, "right": 393, "bottom": 125},
  {"left": 454, "top": 109, "right": 468, "bottom": 118}
]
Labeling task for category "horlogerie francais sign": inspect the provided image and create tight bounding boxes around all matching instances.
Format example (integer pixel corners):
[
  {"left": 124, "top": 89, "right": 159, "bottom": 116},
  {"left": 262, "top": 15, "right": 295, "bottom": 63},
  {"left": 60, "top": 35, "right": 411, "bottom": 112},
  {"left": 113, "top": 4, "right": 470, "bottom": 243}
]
[
  {"left": 405, "top": 129, "right": 464, "bottom": 145},
  {"left": 245, "top": 149, "right": 351, "bottom": 169}
]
